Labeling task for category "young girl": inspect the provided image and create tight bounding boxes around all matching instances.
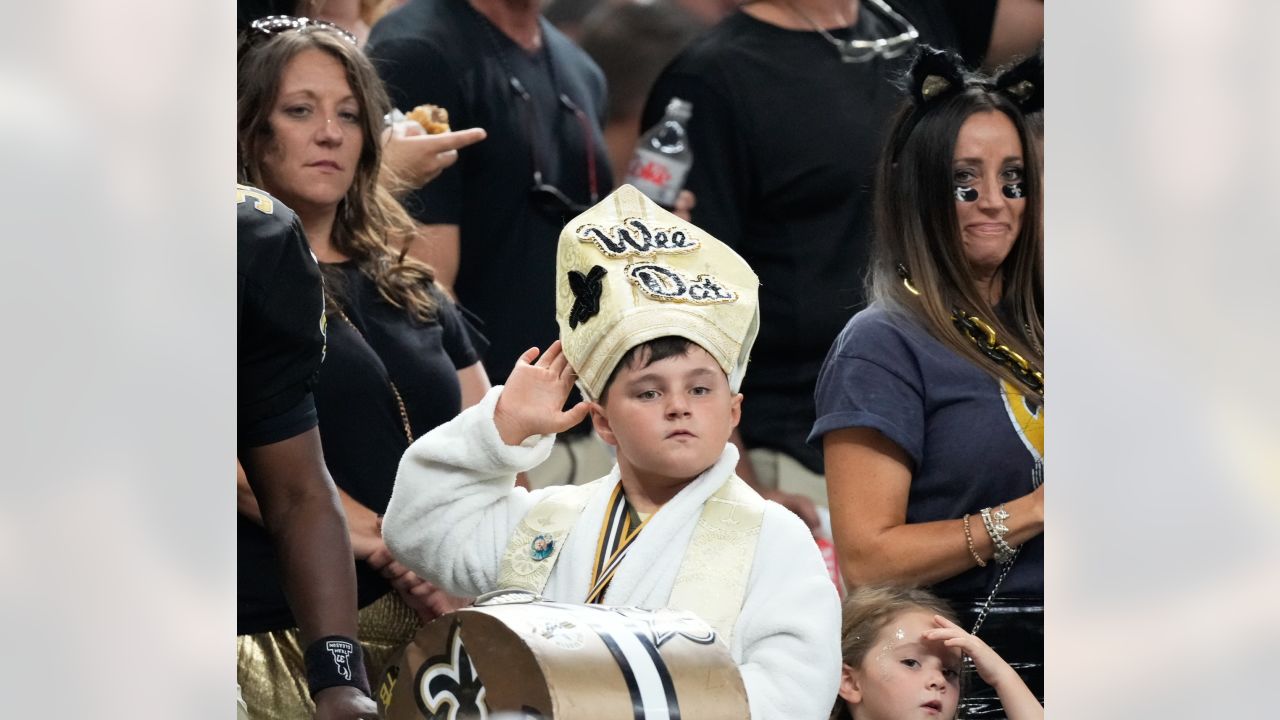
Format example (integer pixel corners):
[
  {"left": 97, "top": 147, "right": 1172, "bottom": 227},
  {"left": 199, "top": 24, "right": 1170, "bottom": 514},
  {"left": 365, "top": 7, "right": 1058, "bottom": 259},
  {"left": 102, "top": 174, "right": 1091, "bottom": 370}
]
[{"left": 832, "top": 586, "right": 1043, "bottom": 720}]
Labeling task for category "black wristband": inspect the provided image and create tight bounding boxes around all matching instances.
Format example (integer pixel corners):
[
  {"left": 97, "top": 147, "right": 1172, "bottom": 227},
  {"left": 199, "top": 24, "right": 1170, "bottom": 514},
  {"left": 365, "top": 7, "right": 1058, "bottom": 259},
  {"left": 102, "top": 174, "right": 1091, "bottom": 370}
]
[{"left": 304, "top": 635, "right": 371, "bottom": 698}]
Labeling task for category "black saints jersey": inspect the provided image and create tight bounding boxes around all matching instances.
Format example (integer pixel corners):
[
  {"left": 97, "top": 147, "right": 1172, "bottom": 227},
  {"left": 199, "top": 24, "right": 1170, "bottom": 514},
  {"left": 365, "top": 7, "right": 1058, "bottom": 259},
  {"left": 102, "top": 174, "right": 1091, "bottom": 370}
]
[{"left": 237, "top": 184, "right": 327, "bottom": 448}]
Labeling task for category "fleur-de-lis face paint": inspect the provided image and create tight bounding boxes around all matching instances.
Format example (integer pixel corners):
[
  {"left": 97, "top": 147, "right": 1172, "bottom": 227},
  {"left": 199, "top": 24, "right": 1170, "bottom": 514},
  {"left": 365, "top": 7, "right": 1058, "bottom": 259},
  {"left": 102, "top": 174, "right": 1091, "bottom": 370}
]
[
  {"left": 954, "top": 186, "right": 979, "bottom": 202},
  {"left": 1002, "top": 182, "right": 1026, "bottom": 199}
]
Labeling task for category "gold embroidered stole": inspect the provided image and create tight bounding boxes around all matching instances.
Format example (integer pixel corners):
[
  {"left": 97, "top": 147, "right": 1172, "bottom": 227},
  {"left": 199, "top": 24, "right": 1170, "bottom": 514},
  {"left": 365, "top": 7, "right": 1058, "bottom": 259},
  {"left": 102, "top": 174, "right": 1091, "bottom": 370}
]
[
  {"left": 496, "top": 479, "right": 601, "bottom": 593},
  {"left": 495, "top": 474, "right": 766, "bottom": 645},
  {"left": 667, "top": 475, "right": 765, "bottom": 648}
]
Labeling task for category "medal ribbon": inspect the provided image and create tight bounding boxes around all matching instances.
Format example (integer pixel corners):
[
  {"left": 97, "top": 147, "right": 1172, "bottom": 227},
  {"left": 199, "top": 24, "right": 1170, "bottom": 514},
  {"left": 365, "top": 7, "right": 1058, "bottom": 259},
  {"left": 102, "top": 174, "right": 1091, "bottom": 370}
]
[{"left": 586, "top": 484, "right": 650, "bottom": 603}]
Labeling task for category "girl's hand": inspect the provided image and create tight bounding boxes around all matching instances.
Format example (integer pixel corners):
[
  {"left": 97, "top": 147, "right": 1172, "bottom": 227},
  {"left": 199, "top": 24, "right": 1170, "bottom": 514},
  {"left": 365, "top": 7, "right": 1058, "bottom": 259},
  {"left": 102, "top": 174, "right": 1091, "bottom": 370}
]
[
  {"left": 493, "top": 341, "right": 590, "bottom": 445},
  {"left": 924, "top": 615, "right": 1019, "bottom": 689},
  {"left": 926, "top": 615, "right": 1044, "bottom": 720}
]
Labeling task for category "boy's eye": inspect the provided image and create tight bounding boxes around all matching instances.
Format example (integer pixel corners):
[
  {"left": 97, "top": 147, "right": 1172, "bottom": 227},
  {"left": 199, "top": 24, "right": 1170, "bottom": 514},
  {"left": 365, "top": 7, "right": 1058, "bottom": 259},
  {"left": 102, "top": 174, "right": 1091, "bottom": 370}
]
[
  {"left": 943, "top": 667, "right": 960, "bottom": 681},
  {"left": 637, "top": 390, "right": 659, "bottom": 400},
  {"left": 900, "top": 658, "right": 920, "bottom": 669},
  {"left": 690, "top": 386, "right": 711, "bottom": 396}
]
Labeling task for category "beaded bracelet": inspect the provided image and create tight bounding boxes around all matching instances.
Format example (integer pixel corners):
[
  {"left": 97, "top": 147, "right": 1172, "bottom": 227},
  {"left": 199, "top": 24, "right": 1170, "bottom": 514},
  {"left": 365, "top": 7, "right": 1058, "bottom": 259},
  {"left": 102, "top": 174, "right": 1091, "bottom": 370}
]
[
  {"left": 962, "top": 513, "right": 987, "bottom": 567},
  {"left": 979, "top": 504, "right": 1017, "bottom": 565}
]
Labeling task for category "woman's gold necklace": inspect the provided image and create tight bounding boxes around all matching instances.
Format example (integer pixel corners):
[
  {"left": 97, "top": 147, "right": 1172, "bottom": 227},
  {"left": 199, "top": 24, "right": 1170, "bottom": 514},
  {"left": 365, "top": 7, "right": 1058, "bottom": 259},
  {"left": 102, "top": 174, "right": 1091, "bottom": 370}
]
[{"left": 897, "top": 264, "right": 1044, "bottom": 397}]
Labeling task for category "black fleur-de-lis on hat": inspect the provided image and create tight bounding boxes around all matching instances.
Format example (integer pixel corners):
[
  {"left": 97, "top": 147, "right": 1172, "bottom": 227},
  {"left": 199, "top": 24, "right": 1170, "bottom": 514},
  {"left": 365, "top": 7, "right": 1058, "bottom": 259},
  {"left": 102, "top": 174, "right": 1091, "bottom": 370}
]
[{"left": 568, "top": 265, "right": 607, "bottom": 328}]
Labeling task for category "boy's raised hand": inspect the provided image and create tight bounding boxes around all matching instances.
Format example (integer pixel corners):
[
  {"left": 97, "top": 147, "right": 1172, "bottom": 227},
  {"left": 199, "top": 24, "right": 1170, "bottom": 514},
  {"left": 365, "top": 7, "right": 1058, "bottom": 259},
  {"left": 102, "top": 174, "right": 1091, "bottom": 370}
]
[{"left": 494, "top": 341, "right": 590, "bottom": 446}]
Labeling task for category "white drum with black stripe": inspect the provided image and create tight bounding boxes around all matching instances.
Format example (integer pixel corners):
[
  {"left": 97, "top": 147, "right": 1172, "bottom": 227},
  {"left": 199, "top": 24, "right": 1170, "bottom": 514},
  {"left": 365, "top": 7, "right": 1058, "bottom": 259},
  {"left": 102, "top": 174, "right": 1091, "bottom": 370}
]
[{"left": 377, "top": 590, "right": 749, "bottom": 720}]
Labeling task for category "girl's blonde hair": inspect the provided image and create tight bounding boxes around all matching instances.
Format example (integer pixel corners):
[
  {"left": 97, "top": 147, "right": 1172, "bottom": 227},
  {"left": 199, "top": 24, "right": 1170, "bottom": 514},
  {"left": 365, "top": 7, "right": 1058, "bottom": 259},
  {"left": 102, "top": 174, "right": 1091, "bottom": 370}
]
[{"left": 830, "top": 585, "right": 959, "bottom": 720}]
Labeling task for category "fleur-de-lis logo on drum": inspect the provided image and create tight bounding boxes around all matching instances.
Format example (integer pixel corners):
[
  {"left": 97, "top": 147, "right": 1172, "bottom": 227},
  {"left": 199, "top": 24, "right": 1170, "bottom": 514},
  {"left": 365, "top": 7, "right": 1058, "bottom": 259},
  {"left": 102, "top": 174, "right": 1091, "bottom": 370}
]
[{"left": 416, "top": 622, "right": 488, "bottom": 720}]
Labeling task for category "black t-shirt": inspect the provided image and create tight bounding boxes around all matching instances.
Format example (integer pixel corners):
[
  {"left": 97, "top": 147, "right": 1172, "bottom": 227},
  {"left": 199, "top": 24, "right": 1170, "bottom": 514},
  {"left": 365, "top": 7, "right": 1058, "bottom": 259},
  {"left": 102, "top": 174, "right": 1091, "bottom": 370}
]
[
  {"left": 238, "top": 264, "right": 482, "bottom": 635},
  {"left": 236, "top": 184, "right": 325, "bottom": 449},
  {"left": 366, "top": 0, "right": 613, "bottom": 384},
  {"left": 641, "top": 1, "right": 994, "bottom": 473}
]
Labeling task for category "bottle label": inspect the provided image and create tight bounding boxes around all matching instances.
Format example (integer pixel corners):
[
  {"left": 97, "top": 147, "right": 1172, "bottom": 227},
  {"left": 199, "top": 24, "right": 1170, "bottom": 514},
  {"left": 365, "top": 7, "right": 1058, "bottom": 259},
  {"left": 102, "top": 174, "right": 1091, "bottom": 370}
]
[{"left": 624, "top": 147, "right": 690, "bottom": 207}]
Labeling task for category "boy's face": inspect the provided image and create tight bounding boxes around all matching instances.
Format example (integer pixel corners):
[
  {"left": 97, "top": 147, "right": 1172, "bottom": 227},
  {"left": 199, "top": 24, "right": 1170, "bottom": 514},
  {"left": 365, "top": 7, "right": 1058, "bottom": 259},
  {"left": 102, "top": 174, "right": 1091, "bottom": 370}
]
[
  {"left": 839, "top": 611, "right": 962, "bottom": 720},
  {"left": 593, "top": 345, "right": 742, "bottom": 491}
]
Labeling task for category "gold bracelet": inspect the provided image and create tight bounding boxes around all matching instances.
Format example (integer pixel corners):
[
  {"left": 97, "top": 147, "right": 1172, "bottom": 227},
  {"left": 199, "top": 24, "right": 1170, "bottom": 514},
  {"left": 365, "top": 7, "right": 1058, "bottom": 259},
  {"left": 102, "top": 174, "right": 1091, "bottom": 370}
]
[{"left": 962, "top": 513, "right": 987, "bottom": 567}]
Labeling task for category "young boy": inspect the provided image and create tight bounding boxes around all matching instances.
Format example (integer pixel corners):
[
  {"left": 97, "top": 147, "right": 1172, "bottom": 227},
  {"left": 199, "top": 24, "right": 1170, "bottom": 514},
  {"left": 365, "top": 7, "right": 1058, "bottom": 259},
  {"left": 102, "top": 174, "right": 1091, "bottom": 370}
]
[{"left": 383, "top": 185, "right": 840, "bottom": 718}]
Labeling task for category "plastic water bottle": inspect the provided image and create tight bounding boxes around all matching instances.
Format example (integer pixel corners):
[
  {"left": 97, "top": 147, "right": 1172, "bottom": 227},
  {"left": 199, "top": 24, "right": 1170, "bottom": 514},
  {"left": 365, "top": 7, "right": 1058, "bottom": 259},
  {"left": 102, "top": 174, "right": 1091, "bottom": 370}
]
[{"left": 624, "top": 98, "right": 693, "bottom": 208}]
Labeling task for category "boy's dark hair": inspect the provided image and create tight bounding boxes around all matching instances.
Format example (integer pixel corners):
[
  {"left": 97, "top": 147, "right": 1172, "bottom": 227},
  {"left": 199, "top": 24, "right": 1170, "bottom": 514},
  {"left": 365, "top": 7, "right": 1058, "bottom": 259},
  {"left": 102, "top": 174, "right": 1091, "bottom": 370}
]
[{"left": 599, "top": 336, "right": 695, "bottom": 401}]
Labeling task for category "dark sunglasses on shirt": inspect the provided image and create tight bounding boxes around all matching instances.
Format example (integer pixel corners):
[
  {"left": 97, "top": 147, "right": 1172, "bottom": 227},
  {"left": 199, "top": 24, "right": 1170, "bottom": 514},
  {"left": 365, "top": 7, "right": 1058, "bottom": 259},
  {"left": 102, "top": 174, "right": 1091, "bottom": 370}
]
[{"left": 508, "top": 77, "right": 600, "bottom": 219}]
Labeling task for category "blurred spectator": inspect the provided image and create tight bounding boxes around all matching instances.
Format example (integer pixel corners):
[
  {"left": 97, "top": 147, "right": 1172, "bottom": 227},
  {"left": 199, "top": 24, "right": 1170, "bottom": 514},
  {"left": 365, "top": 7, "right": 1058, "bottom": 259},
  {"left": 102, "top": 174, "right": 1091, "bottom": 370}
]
[
  {"left": 237, "top": 184, "right": 379, "bottom": 720},
  {"left": 543, "top": 0, "right": 601, "bottom": 41},
  {"left": 643, "top": 0, "right": 1042, "bottom": 510},
  {"left": 236, "top": 22, "right": 482, "bottom": 717},
  {"left": 811, "top": 47, "right": 1045, "bottom": 716},
  {"left": 239, "top": 0, "right": 410, "bottom": 45},
  {"left": 366, "top": 0, "right": 615, "bottom": 487},
  {"left": 578, "top": 0, "right": 703, "bottom": 184}
]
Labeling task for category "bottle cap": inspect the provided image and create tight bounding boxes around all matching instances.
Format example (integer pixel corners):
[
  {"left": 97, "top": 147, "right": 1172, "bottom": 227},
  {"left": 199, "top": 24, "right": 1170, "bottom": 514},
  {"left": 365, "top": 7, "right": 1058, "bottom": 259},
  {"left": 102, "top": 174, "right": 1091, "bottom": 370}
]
[{"left": 665, "top": 97, "right": 693, "bottom": 120}]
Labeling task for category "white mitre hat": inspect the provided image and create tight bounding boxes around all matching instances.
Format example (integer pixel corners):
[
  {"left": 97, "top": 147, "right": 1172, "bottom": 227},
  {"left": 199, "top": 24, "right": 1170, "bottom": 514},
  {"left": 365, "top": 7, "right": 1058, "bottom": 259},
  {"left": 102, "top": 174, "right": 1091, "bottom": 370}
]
[{"left": 554, "top": 185, "right": 760, "bottom": 402}]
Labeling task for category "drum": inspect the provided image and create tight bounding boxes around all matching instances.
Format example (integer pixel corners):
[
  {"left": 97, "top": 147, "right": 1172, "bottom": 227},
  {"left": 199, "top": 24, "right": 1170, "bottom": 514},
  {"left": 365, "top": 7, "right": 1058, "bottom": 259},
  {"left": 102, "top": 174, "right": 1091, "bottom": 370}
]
[{"left": 377, "top": 589, "right": 749, "bottom": 719}]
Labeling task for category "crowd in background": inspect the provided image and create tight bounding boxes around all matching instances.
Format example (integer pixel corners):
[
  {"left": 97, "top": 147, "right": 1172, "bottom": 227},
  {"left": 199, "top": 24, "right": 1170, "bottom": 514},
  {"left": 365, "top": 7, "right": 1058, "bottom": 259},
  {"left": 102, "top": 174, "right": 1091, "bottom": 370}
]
[{"left": 235, "top": 1, "right": 1043, "bottom": 718}]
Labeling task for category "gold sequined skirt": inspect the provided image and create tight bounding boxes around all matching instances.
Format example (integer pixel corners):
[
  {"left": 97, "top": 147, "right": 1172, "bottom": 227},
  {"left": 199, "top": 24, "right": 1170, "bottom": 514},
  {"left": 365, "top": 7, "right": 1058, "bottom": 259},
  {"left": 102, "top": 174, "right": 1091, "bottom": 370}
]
[{"left": 237, "top": 592, "right": 420, "bottom": 720}]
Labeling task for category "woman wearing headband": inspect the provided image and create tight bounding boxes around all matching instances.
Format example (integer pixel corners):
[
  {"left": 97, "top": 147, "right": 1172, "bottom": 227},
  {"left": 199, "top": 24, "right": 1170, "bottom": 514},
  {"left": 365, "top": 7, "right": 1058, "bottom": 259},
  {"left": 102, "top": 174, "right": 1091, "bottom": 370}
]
[
  {"left": 235, "top": 19, "right": 490, "bottom": 718},
  {"left": 810, "top": 47, "right": 1044, "bottom": 716},
  {"left": 641, "top": 1, "right": 1041, "bottom": 522}
]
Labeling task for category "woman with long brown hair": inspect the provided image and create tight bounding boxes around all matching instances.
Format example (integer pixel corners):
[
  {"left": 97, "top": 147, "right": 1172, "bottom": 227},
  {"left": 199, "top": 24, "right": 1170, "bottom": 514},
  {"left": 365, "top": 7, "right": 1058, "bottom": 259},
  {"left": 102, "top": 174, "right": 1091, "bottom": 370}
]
[
  {"left": 235, "top": 18, "right": 489, "bottom": 718},
  {"left": 811, "top": 47, "right": 1044, "bottom": 718}
]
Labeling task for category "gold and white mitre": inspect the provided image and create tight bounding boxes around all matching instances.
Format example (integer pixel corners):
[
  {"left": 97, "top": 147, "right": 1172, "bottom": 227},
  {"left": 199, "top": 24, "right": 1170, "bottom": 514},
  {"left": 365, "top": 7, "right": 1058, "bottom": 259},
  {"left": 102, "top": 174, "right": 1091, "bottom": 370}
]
[{"left": 555, "top": 185, "right": 760, "bottom": 401}]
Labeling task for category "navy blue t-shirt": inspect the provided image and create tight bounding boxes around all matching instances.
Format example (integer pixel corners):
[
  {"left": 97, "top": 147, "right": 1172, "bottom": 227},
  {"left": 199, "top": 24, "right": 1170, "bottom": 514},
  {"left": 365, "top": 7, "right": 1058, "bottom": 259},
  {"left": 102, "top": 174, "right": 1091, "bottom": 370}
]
[{"left": 810, "top": 302, "right": 1043, "bottom": 599}]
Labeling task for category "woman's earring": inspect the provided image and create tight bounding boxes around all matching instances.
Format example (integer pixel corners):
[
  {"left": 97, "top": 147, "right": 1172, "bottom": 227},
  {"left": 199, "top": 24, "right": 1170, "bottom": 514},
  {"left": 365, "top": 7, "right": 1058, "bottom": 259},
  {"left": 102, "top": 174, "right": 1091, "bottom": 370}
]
[{"left": 896, "top": 263, "right": 921, "bottom": 296}]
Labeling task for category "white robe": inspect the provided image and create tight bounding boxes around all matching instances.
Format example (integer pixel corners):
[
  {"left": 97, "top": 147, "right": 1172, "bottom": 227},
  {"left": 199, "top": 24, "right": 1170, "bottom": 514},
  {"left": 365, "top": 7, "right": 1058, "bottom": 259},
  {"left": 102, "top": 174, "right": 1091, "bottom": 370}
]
[{"left": 384, "top": 386, "right": 841, "bottom": 720}]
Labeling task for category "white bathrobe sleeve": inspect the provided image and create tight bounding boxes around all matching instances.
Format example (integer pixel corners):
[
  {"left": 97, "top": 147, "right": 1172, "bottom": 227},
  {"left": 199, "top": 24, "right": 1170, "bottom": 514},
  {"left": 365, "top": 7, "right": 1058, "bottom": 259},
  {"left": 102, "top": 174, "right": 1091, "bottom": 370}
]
[
  {"left": 382, "top": 385, "right": 557, "bottom": 596},
  {"left": 732, "top": 504, "right": 843, "bottom": 720}
]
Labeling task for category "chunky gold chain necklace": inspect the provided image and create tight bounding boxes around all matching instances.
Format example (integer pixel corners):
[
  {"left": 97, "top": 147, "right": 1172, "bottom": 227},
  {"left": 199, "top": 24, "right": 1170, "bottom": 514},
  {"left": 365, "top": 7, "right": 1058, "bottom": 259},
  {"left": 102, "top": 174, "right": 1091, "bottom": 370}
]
[
  {"left": 897, "top": 263, "right": 1044, "bottom": 397},
  {"left": 950, "top": 310, "right": 1044, "bottom": 398}
]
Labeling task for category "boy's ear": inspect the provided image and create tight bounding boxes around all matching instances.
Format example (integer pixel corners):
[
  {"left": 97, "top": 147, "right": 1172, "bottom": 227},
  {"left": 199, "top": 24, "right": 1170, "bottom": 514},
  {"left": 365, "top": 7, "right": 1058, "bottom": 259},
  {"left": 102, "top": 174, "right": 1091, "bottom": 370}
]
[
  {"left": 729, "top": 392, "right": 743, "bottom": 429},
  {"left": 838, "top": 663, "right": 863, "bottom": 705},
  {"left": 588, "top": 402, "right": 617, "bottom": 447}
]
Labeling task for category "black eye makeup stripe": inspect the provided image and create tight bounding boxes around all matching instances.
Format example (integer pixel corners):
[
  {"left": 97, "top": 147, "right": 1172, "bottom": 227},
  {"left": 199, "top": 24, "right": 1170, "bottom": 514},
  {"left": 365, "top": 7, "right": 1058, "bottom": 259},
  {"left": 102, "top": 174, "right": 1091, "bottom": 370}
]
[
  {"left": 954, "top": 186, "right": 978, "bottom": 202},
  {"left": 1003, "top": 182, "right": 1026, "bottom": 199}
]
